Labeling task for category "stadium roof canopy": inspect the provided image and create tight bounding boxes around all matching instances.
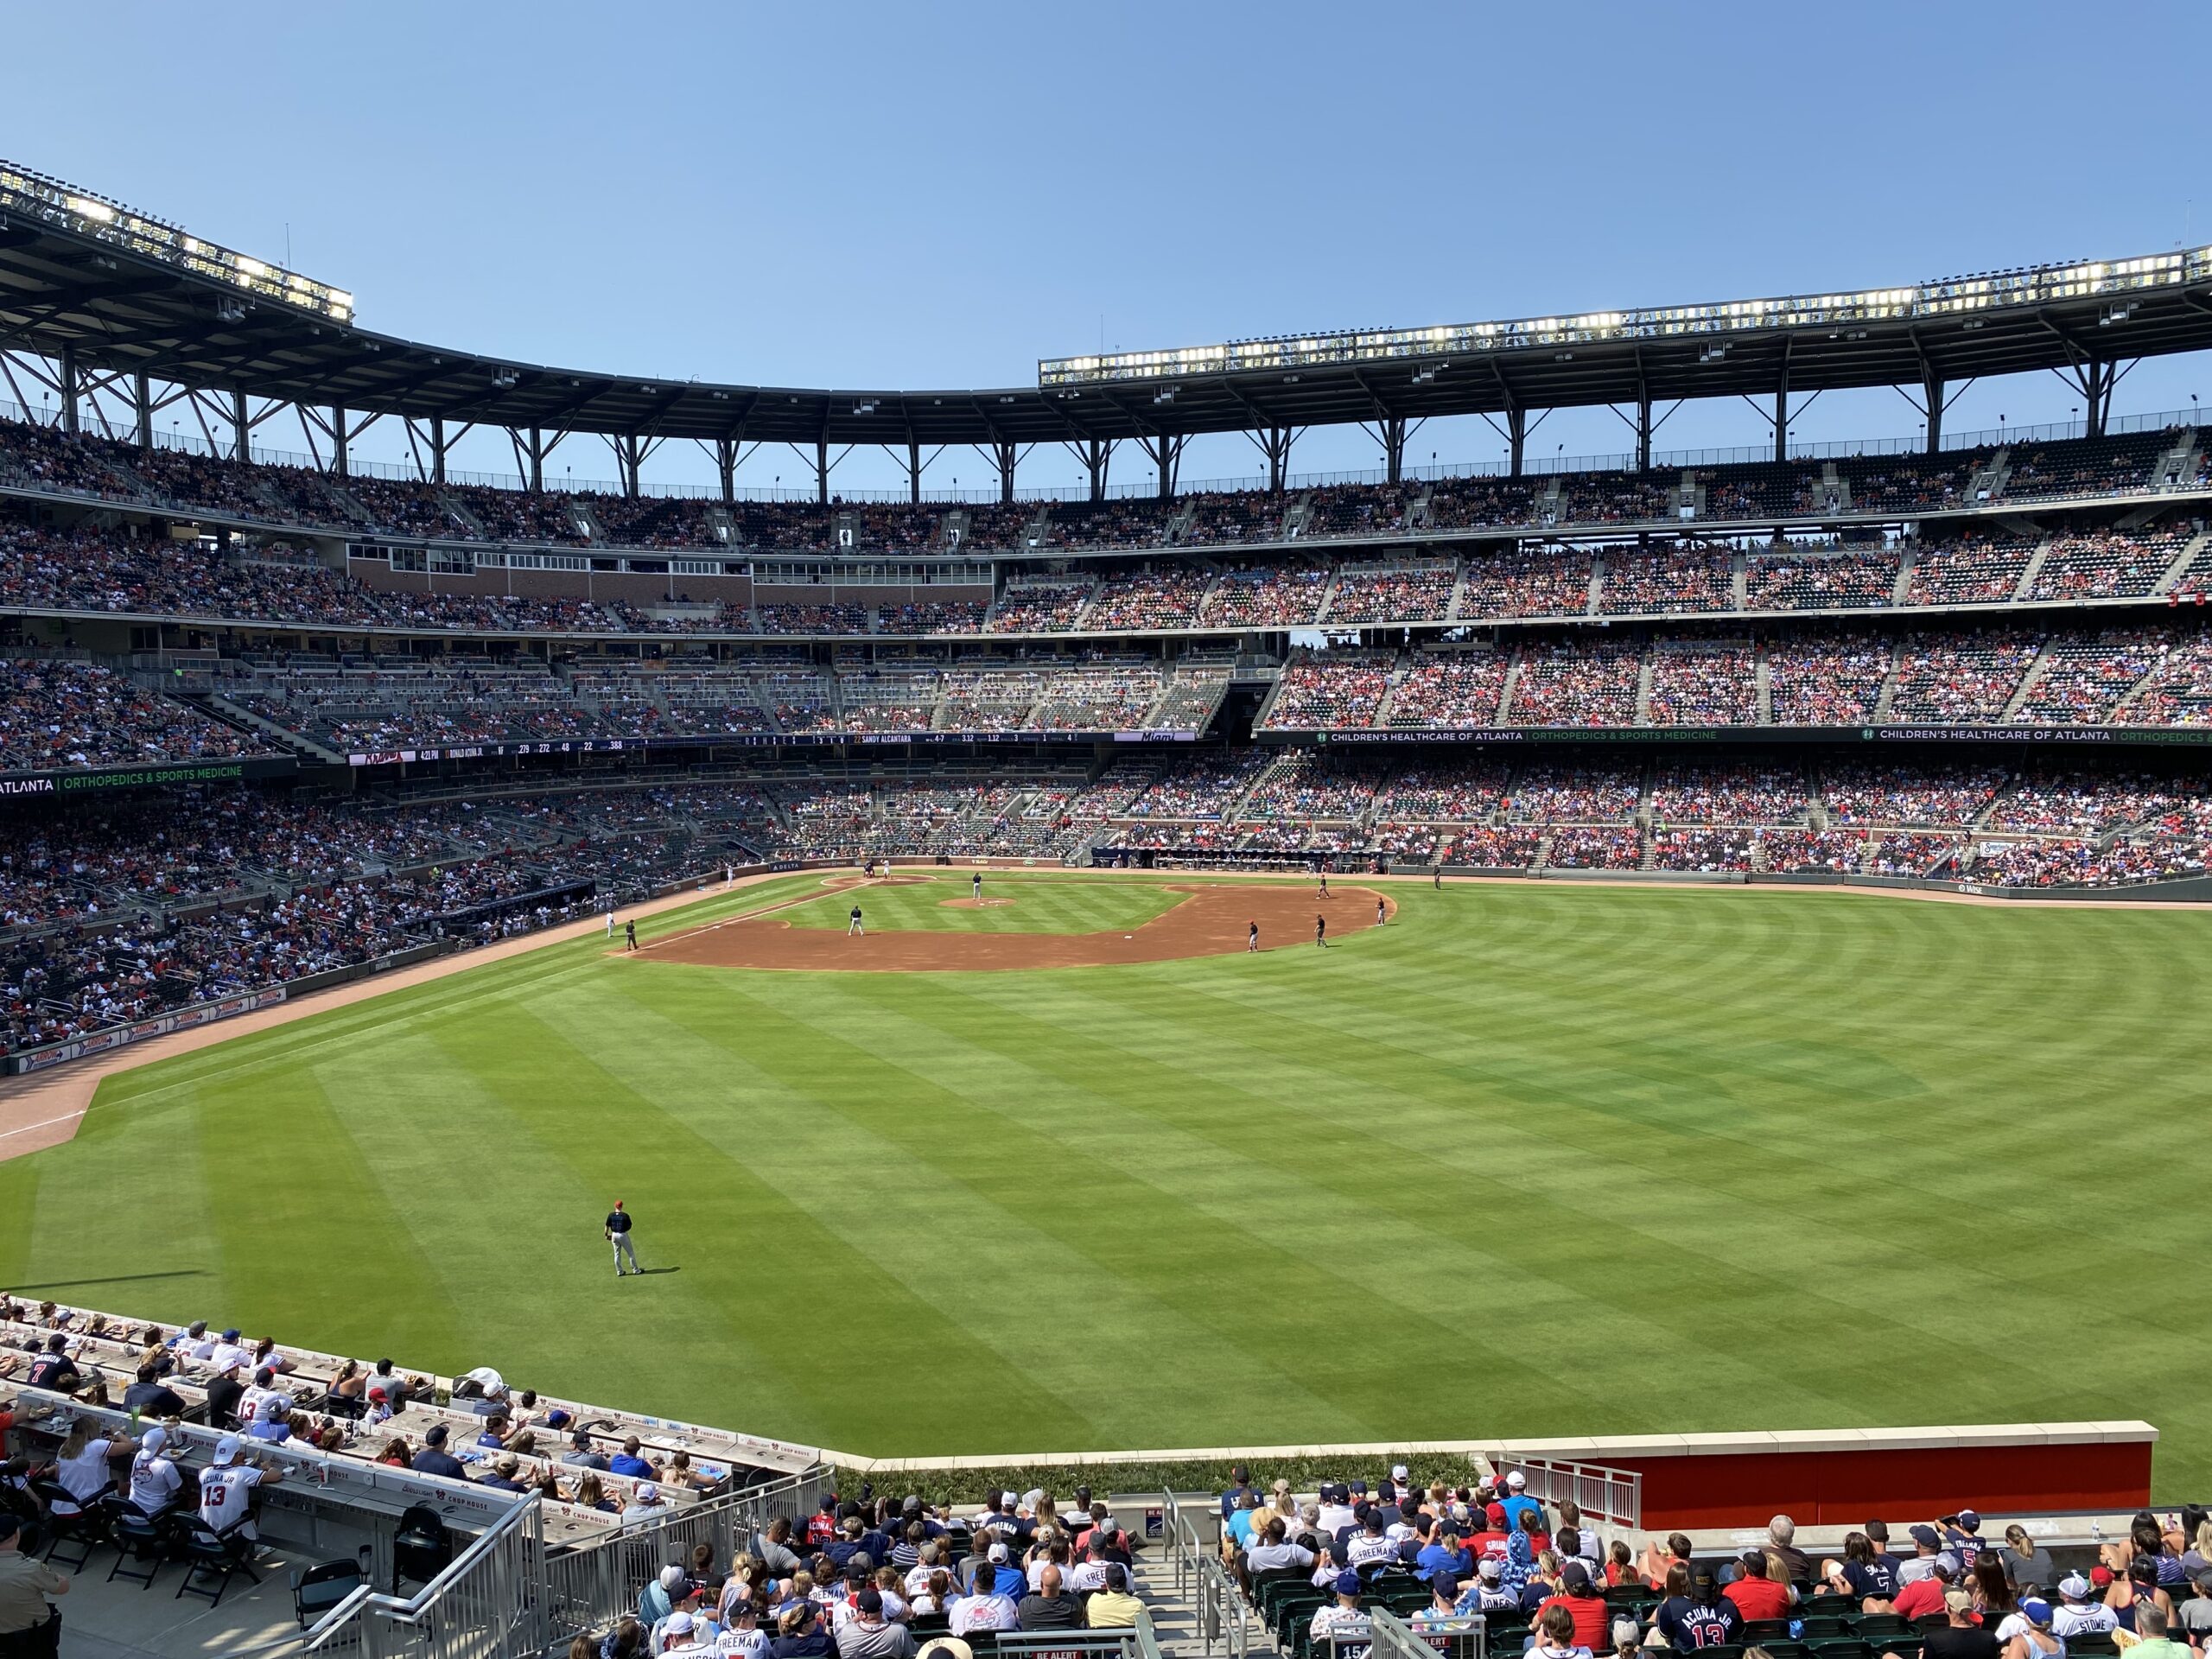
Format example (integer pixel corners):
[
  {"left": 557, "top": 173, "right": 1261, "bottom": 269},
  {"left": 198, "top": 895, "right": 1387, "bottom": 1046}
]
[{"left": 4, "top": 160, "right": 2212, "bottom": 475}]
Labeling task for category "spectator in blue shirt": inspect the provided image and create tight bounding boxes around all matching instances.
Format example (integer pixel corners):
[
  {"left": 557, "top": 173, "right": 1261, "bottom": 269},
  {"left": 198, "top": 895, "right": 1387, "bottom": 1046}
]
[
  {"left": 608, "top": 1436, "right": 655, "bottom": 1478},
  {"left": 1417, "top": 1520, "right": 1474, "bottom": 1583},
  {"left": 1497, "top": 1472, "right": 1543, "bottom": 1535}
]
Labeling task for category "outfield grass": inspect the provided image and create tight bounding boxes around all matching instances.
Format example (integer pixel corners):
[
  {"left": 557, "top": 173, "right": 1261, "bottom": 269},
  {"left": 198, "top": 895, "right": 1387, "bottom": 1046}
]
[
  {"left": 784, "top": 873, "right": 1185, "bottom": 933},
  {"left": 4, "top": 876, "right": 2207, "bottom": 1491}
]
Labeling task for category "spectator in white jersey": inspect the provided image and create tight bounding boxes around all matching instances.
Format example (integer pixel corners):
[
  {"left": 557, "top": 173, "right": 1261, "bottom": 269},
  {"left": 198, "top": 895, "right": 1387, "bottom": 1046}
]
[
  {"left": 199, "top": 1433, "right": 283, "bottom": 1542},
  {"left": 125, "top": 1427, "right": 183, "bottom": 1518}
]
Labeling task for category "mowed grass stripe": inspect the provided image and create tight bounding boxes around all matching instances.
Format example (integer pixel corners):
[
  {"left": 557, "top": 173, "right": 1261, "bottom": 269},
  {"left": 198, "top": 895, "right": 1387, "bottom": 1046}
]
[
  {"left": 781, "top": 874, "right": 1182, "bottom": 935},
  {"left": 595, "top": 971, "right": 1370, "bottom": 1451},
  {"left": 725, "top": 969, "right": 1521, "bottom": 1439},
  {"left": 2, "top": 880, "right": 2207, "bottom": 1489},
  {"left": 481, "top": 983, "right": 1105, "bottom": 1450}
]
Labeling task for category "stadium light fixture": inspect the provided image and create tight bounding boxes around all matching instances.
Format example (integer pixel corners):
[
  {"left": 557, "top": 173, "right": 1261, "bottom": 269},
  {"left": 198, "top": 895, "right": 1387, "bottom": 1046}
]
[
  {"left": 1039, "top": 245, "right": 2212, "bottom": 386},
  {"left": 0, "top": 158, "right": 353, "bottom": 323}
]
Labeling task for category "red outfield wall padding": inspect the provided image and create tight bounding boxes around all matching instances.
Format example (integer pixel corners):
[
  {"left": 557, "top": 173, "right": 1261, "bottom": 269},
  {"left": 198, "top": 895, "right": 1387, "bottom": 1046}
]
[{"left": 1592, "top": 1440, "right": 2156, "bottom": 1530}]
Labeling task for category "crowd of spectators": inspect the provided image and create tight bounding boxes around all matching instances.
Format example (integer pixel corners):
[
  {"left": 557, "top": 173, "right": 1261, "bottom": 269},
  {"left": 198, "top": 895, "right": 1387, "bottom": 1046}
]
[
  {"left": 1644, "top": 647, "right": 1756, "bottom": 726},
  {"left": 0, "top": 415, "right": 2193, "bottom": 580},
  {"left": 1323, "top": 564, "right": 1456, "bottom": 623},
  {"left": 1507, "top": 646, "right": 1643, "bottom": 727},
  {"left": 0, "top": 658, "right": 272, "bottom": 771}
]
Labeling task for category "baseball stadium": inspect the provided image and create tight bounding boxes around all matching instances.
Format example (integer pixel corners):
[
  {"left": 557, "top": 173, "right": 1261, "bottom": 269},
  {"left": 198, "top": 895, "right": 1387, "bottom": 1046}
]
[{"left": 0, "top": 27, "right": 2209, "bottom": 1656}]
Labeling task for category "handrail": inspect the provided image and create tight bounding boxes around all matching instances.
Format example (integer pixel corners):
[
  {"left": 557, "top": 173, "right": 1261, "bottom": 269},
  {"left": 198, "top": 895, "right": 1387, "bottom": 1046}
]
[
  {"left": 1495, "top": 1455, "right": 1642, "bottom": 1530},
  {"left": 301, "top": 1492, "right": 547, "bottom": 1654}
]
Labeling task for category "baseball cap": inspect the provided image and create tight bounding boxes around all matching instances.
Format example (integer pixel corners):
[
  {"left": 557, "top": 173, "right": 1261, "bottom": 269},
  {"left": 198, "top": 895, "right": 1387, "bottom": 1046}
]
[
  {"left": 425, "top": 1425, "right": 448, "bottom": 1446},
  {"left": 1934, "top": 1553, "right": 1961, "bottom": 1580},
  {"left": 221, "top": 1328, "right": 240, "bottom": 1341},
  {"left": 1956, "top": 1510, "right": 1980, "bottom": 1529},
  {"left": 636, "top": 1482, "right": 660, "bottom": 1502},
  {"left": 660, "top": 1566, "right": 689, "bottom": 1592},
  {"left": 1562, "top": 1561, "right": 1592, "bottom": 1592},
  {"left": 858, "top": 1589, "right": 884, "bottom": 1616},
  {"left": 987, "top": 1542, "right": 1008, "bottom": 1564},
  {"left": 1689, "top": 1565, "right": 1719, "bottom": 1591},
  {"left": 1910, "top": 1524, "right": 1942, "bottom": 1548},
  {"left": 1944, "top": 1589, "right": 1973, "bottom": 1615},
  {"left": 1335, "top": 1570, "right": 1363, "bottom": 1596},
  {"left": 1392, "top": 1465, "right": 1410, "bottom": 1481},
  {"left": 1611, "top": 1619, "right": 1641, "bottom": 1649},
  {"left": 2058, "top": 1573, "right": 2091, "bottom": 1599},
  {"left": 1484, "top": 1503, "right": 1507, "bottom": 1527},
  {"left": 367, "top": 1387, "right": 388, "bottom": 1403},
  {"left": 141, "top": 1427, "right": 168, "bottom": 1455},
  {"left": 2022, "top": 1599, "right": 2052, "bottom": 1626},
  {"left": 1350, "top": 1480, "right": 1369, "bottom": 1496},
  {"left": 1478, "top": 1559, "right": 1502, "bottom": 1582},
  {"left": 903, "top": 1495, "right": 924, "bottom": 1515},
  {"left": 916, "top": 1640, "right": 975, "bottom": 1659},
  {"left": 213, "top": 1434, "right": 241, "bottom": 1465},
  {"left": 2090, "top": 1567, "right": 2115, "bottom": 1587},
  {"left": 664, "top": 1612, "right": 695, "bottom": 1637},
  {"left": 1433, "top": 1575, "right": 1460, "bottom": 1600},
  {"left": 1504, "top": 1471, "right": 1525, "bottom": 1491}
]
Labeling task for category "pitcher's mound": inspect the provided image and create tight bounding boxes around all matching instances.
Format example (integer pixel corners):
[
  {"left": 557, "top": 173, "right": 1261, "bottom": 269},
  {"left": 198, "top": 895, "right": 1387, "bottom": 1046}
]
[{"left": 941, "top": 896, "right": 1016, "bottom": 909}]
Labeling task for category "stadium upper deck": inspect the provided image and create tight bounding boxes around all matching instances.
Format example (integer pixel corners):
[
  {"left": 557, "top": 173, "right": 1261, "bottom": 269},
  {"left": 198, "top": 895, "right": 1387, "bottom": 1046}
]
[{"left": 4, "top": 158, "right": 2212, "bottom": 488}]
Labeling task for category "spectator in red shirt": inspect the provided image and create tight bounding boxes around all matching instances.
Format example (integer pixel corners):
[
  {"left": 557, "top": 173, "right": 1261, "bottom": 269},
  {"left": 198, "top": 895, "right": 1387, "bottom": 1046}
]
[
  {"left": 1895, "top": 1557, "right": 1961, "bottom": 1622},
  {"left": 1537, "top": 1560, "right": 1611, "bottom": 1649},
  {"left": 1724, "top": 1552, "right": 1795, "bottom": 1622}
]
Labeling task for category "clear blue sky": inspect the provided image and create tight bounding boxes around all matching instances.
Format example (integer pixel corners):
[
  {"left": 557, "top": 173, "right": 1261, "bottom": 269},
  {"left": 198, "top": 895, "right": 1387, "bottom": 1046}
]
[{"left": 8, "top": 0, "right": 2209, "bottom": 495}]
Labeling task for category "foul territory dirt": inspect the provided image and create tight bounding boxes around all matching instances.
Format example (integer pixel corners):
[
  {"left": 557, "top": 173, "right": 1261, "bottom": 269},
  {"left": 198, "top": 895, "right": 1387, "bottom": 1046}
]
[{"left": 635, "top": 880, "right": 1393, "bottom": 972}]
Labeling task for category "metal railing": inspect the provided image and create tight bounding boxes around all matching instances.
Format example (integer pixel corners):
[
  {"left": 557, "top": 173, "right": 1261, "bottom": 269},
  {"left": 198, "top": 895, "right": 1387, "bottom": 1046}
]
[
  {"left": 242, "top": 1491, "right": 550, "bottom": 1659},
  {"left": 1495, "top": 1456, "right": 1642, "bottom": 1530},
  {"left": 1161, "top": 1491, "right": 1249, "bottom": 1659},
  {"left": 543, "top": 1466, "right": 830, "bottom": 1647},
  {"left": 1369, "top": 1606, "right": 1487, "bottom": 1659}
]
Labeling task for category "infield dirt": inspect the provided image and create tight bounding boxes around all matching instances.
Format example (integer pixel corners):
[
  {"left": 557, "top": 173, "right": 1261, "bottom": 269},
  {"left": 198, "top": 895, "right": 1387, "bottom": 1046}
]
[{"left": 633, "top": 877, "right": 1392, "bottom": 970}]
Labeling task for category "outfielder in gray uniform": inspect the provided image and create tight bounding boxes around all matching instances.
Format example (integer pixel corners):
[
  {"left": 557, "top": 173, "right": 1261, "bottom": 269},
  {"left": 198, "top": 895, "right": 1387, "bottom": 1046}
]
[{"left": 606, "top": 1200, "right": 640, "bottom": 1275}]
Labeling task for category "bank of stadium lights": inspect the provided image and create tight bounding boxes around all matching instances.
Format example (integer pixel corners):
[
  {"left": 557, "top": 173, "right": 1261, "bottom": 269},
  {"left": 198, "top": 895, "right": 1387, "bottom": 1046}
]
[
  {"left": 0, "top": 160, "right": 353, "bottom": 324},
  {"left": 1037, "top": 246, "right": 2212, "bottom": 386}
]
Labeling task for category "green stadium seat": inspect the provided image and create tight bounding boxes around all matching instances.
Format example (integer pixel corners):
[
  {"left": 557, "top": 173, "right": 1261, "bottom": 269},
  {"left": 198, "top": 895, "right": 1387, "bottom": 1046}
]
[
  {"left": 1852, "top": 1616, "right": 1916, "bottom": 1644},
  {"left": 1800, "top": 1594, "right": 1858, "bottom": 1618},
  {"left": 1796, "top": 1616, "right": 1853, "bottom": 1640}
]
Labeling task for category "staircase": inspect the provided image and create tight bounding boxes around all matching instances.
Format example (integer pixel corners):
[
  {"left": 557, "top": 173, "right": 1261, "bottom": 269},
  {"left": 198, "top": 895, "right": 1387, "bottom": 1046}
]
[
  {"left": 1403, "top": 483, "right": 1435, "bottom": 531},
  {"left": 1496, "top": 651, "right": 1525, "bottom": 723},
  {"left": 1891, "top": 550, "right": 1918, "bottom": 606},
  {"left": 1280, "top": 493, "right": 1315, "bottom": 541},
  {"left": 1998, "top": 643, "right": 2054, "bottom": 721},
  {"left": 1634, "top": 652, "right": 1656, "bottom": 726},
  {"left": 1815, "top": 463, "right": 1853, "bottom": 516},
  {"left": 1872, "top": 641, "right": 1905, "bottom": 721},
  {"left": 1730, "top": 552, "right": 1749, "bottom": 611},
  {"left": 437, "top": 490, "right": 488, "bottom": 538},
  {"left": 704, "top": 504, "right": 742, "bottom": 547},
  {"left": 2152, "top": 433, "right": 2201, "bottom": 490},
  {"left": 1754, "top": 646, "right": 1774, "bottom": 725},
  {"left": 1585, "top": 556, "right": 1606, "bottom": 615},
  {"left": 2152, "top": 530, "right": 2209, "bottom": 594},
  {"left": 1164, "top": 505, "right": 1198, "bottom": 545},
  {"left": 1444, "top": 559, "right": 1473, "bottom": 621},
  {"left": 2009, "top": 539, "right": 2054, "bottom": 601},
  {"left": 204, "top": 694, "right": 348, "bottom": 766},
  {"left": 1131, "top": 1551, "right": 1205, "bottom": 1659},
  {"left": 1967, "top": 448, "right": 2012, "bottom": 504},
  {"left": 569, "top": 499, "right": 608, "bottom": 543}
]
